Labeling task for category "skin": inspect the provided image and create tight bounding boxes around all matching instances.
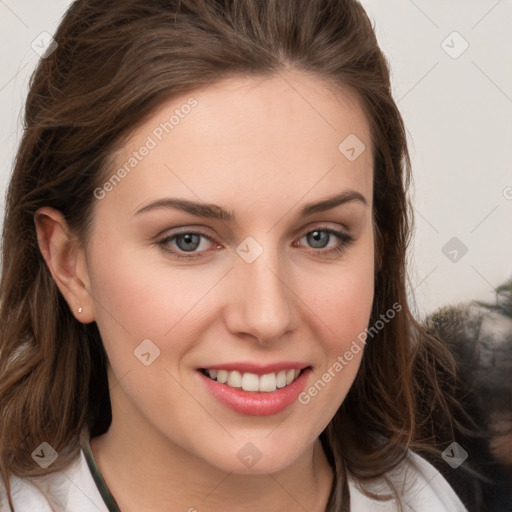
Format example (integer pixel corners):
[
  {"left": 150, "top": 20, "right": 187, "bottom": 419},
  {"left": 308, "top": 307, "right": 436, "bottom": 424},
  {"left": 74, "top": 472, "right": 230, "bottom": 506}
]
[{"left": 35, "top": 71, "right": 374, "bottom": 512}]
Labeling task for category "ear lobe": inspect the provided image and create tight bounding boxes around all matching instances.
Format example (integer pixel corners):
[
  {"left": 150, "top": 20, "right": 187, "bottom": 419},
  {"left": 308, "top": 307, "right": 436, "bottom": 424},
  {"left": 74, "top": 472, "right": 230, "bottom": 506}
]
[{"left": 34, "top": 207, "right": 95, "bottom": 323}]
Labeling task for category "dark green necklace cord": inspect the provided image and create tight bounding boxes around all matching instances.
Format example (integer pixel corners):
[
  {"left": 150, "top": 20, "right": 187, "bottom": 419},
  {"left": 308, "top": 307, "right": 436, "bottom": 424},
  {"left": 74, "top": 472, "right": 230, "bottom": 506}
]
[{"left": 79, "top": 427, "right": 122, "bottom": 512}]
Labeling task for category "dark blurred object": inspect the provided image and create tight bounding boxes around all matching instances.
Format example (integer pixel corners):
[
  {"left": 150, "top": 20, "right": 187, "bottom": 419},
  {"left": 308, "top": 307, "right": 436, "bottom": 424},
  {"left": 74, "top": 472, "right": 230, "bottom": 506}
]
[{"left": 421, "top": 279, "right": 512, "bottom": 512}]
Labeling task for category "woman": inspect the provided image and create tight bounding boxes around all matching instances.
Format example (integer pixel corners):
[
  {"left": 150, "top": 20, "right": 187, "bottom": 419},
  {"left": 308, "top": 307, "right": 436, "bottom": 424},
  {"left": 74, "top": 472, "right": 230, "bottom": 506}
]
[{"left": 0, "top": 0, "right": 475, "bottom": 510}]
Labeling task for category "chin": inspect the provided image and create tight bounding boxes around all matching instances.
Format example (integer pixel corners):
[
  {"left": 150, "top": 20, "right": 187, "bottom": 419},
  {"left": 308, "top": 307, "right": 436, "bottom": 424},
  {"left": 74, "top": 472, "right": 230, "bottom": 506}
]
[{"left": 195, "top": 434, "right": 310, "bottom": 475}]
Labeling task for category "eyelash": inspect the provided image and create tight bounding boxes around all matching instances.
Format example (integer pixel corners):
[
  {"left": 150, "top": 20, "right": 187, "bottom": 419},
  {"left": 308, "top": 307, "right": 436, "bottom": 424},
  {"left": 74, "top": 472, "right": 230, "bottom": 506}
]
[{"left": 157, "top": 227, "right": 355, "bottom": 261}]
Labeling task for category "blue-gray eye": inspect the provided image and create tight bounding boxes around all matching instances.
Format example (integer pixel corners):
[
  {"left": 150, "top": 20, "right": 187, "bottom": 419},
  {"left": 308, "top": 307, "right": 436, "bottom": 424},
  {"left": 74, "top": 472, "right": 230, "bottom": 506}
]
[
  {"left": 175, "top": 233, "right": 202, "bottom": 252},
  {"left": 307, "top": 230, "right": 330, "bottom": 249}
]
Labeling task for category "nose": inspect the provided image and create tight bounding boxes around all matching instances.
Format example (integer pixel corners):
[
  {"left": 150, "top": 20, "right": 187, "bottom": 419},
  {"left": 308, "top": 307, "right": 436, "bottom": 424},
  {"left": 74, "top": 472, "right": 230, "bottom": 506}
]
[{"left": 223, "top": 247, "right": 299, "bottom": 345}]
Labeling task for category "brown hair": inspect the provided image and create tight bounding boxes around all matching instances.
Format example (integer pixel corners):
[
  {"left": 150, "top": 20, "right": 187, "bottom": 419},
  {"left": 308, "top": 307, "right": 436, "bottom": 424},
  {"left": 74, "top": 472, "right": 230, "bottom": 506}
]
[{"left": 0, "top": 1, "right": 479, "bottom": 510}]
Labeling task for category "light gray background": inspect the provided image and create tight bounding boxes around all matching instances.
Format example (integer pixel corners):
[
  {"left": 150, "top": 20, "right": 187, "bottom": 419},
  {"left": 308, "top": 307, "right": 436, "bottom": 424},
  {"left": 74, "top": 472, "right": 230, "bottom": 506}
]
[{"left": 1, "top": 0, "right": 511, "bottom": 318}]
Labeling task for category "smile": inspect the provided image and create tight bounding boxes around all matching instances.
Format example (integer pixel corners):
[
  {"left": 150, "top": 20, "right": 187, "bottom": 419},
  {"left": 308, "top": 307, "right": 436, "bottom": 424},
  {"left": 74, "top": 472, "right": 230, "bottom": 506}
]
[{"left": 201, "top": 368, "right": 302, "bottom": 392}]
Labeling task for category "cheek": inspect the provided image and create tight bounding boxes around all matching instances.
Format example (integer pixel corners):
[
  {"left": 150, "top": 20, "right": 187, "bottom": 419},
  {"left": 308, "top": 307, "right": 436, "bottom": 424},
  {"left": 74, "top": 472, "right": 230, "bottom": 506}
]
[
  {"left": 313, "top": 270, "right": 373, "bottom": 338},
  {"left": 86, "top": 233, "right": 207, "bottom": 353}
]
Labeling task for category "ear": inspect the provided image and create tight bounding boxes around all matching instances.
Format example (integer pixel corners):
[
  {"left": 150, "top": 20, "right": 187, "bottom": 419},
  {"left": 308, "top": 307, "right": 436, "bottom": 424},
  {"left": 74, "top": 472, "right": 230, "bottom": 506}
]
[{"left": 34, "top": 207, "right": 95, "bottom": 323}]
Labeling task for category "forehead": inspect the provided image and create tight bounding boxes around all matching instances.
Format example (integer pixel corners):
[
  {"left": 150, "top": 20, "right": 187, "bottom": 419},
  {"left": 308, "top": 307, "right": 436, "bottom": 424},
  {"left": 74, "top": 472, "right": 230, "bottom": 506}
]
[{"left": 100, "top": 71, "right": 373, "bottom": 219}]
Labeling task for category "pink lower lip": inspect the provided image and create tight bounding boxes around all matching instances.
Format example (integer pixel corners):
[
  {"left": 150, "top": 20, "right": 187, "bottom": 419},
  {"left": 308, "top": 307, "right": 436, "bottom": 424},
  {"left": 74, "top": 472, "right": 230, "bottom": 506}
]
[{"left": 198, "top": 368, "right": 311, "bottom": 416}]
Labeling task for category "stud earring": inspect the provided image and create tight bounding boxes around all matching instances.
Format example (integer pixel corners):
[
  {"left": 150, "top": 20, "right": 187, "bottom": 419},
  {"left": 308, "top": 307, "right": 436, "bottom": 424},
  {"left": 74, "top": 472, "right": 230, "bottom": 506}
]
[{"left": 77, "top": 307, "right": 83, "bottom": 313}]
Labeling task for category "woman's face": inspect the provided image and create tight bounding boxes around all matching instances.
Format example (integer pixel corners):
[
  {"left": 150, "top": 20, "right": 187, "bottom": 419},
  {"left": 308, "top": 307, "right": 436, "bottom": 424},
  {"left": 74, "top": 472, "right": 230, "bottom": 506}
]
[{"left": 84, "top": 71, "right": 374, "bottom": 473}]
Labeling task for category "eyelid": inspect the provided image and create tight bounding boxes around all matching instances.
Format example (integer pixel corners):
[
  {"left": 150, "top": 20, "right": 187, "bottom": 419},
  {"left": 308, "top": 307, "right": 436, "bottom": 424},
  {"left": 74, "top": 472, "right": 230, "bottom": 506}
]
[{"left": 154, "top": 224, "right": 216, "bottom": 239}]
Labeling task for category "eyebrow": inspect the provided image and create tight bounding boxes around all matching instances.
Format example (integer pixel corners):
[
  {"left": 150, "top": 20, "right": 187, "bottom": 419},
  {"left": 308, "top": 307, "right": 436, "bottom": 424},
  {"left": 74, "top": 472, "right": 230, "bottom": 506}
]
[{"left": 134, "top": 190, "right": 367, "bottom": 221}]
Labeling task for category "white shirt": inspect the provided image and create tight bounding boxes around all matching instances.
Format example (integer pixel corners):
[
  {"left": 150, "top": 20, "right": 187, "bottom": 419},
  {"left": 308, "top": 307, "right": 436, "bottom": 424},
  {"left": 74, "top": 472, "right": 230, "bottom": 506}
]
[{"left": 0, "top": 440, "right": 468, "bottom": 512}]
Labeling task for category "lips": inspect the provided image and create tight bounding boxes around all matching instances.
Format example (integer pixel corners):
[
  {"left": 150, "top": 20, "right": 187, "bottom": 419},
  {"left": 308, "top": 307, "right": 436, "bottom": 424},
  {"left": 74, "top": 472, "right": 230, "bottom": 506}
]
[{"left": 197, "top": 362, "right": 312, "bottom": 416}]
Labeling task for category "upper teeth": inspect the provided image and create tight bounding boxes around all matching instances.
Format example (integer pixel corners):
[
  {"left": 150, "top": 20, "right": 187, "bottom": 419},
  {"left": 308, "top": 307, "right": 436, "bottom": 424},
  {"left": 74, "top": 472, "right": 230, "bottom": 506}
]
[{"left": 206, "top": 369, "right": 301, "bottom": 392}]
